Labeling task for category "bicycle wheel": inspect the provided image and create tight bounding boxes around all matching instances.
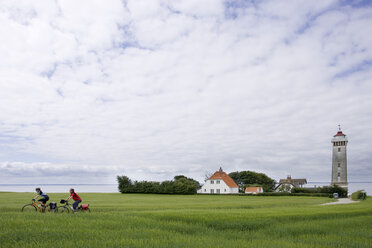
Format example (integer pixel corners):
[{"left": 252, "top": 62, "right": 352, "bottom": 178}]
[
  {"left": 22, "top": 204, "right": 37, "bottom": 212},
  {"left": 48, "top": 207, "right": 58, "bottom": 213},
  {"left": 57, "top": 206, "right": 70, "bottom": 213}
]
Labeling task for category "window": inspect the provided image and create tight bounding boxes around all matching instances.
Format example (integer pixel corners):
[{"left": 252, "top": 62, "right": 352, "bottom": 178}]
[
  {"left": 338, "top": 148, "right": 341, "bottom": 152},
  {"left": 210, "top": 180, "right": 214, "bottom": 184},
  {"left": 216, "top": 189, "right": 220, "bottom": 194},
  {"left": 224, "top": 189, "right": 226, "bottom": 192},
  {"left": 210, "top": 189, "right": 214, "bottom": 194},
  {"left": 338, "top": 163, "right": 341, "bottom": 168},
  {"left": 338, "top": 172, "right": 340, "bottom": 177},
  {"left": 204, "top": 189, "right": 206, "bottom": 192},
  {"left": 216, "top": 180, "right": 220, "bottom": 184}
]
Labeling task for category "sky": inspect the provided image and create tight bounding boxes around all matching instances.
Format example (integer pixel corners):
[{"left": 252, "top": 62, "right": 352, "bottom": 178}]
[{"left": 0, "top": 0, "right": 372, "bottom": 185}]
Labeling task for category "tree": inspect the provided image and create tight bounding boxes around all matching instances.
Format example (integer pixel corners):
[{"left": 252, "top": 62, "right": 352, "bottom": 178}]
[
  {"left": 117, "top": 175, "right": 133, "bottom": 193},
  {"left": 173, "top": 175, "right": 200, "bottom": 194},
  {"left": 229, "top": 171, "right": 276, "bottom": 192},
  {"left": 204, "top": 171, "right": 213, "bottom": 181}
]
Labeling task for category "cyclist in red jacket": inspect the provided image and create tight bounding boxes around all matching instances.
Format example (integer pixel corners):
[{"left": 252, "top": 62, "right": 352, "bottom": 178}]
[{"left": 65, "top": 188, "right": 82, "bottom": 210}]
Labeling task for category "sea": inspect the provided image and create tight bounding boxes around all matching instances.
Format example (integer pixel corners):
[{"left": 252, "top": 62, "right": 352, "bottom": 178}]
[
  {"left": 0, "top": 182, "right": 371, "bottom": 195},
  {"left": 0, "top": 184, "right": 119, "bottom": 193}
]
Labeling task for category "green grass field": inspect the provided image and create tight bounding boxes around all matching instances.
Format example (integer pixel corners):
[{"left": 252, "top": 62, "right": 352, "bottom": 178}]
[{"left": 0, "top": 192, "right": 371, "bottom": 248}]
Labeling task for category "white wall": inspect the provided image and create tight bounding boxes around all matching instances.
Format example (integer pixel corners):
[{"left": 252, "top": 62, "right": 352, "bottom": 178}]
[
  {"left": 331, "top": 135, "right": 348, "bottom": 186},
  {"left": 197, "top": 179, "right": 239, "bottom": 194},
  {"left": 275, "top": 183, "right": 294, "bottom": 192}
]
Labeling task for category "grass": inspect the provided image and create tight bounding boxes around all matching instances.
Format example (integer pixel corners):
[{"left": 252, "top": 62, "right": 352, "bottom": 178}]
[{"left": 0, "top": 193, "right": 371, "bottom": 247}]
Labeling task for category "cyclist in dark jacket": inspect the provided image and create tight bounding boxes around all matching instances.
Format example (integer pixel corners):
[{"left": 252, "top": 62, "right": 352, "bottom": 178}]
[{"left": 33, "top": 187, "right": 49, "bottom": 208}]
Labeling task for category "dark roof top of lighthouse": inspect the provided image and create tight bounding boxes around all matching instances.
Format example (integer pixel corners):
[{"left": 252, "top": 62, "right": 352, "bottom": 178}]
[
  {"left": 334, "top": 125, "right": 346, "bottom": 137},
  {"left": 334, "top": 131, "right": 345, "bottom": 137}
]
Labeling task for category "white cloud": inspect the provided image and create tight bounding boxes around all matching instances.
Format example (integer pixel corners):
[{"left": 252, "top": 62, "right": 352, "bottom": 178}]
[{"left": 0, "top": 0, "right": 372, "bottom": 186}]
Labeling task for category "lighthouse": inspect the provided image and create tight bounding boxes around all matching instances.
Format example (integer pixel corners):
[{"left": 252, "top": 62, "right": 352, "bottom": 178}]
[{"left": 331, "top": 127, "right": 348, "bottom": 188}]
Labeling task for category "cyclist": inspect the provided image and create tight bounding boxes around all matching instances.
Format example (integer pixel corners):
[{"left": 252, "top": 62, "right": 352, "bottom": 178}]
[
  {"left": 65, "top": 188, "right": 82, "bottom": 211},
  {"left": 33, "top": 187, "right": 49, "bottom": 210}
]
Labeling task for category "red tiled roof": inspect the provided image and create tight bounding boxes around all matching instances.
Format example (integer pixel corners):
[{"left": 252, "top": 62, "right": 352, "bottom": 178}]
[
  {"left": 245, "top": 187, "right": 262, "bottom": 192},
  {"left": 334, "top": 131, "right": 345, "bottom": 137},
  {"left": 209, "top": 171, "right": 238, "bottom": 188}
]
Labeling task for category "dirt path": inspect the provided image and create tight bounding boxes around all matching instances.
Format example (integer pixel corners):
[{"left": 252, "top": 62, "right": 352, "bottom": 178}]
[{"left": 321, "top": 198, "right": 359, "bottom": 205}]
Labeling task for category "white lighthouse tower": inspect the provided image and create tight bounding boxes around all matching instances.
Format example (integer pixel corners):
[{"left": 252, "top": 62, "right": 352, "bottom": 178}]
[{"left": 331, "top": 126, "right": 348, "bottom": 188}]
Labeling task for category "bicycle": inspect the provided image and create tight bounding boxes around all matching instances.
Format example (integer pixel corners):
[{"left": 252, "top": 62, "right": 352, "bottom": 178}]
[
  {"left": 21, "top": 199, "right": 58, "bottom": 213},
  {"left": 57, "top": 199, "right": 90, "bottom": 213}
]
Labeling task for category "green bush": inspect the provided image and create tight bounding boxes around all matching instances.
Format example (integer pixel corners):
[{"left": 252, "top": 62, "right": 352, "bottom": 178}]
[
  {"left": 291, "top": 185, "right": 347, "bottom": 198},
  {"left": 251, "top": 192, "right": 330, "bottom": 197},
  {"left": 351, "top": 190, "right": 367, "bottom": 201},
  {"left": 291, "top": 187, "right": 317, "bottom": 193},
  {"left": 256, "top": 192, "right": 291, "bottom": 196}
]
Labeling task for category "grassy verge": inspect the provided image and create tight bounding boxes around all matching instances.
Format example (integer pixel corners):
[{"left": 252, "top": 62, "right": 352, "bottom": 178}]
[{"left": 0, "top": 193, "right": 371, "bottom": 247}]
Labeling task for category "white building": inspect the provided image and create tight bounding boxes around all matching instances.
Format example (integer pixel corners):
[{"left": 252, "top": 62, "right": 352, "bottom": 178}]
[
  {"left": 275, "top": 175, "right": 307, "bottom": 192},
  {"left": 197, "top": 168, "right": 239, "bottom": 194}
]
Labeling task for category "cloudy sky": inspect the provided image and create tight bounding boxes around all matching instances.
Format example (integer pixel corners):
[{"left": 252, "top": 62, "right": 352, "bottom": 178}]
[{"left": 1, "top": 0, "right": 372, "bottom": 185}]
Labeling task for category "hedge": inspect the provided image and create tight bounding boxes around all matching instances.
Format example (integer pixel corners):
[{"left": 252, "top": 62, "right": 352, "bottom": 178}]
[{"left": 291, "top": 185, "right": 348, "bottom": 198}]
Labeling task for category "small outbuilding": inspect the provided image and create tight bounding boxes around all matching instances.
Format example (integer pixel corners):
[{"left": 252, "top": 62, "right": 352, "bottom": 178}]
[{"left": 245, "top": 186, "right": 263, "bottom": 194}]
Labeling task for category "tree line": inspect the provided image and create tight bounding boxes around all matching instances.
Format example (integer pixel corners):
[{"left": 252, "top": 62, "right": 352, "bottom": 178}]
[
  {"left": 117, "top": 170, "right": 277, "bottom": 194},
  {"left": 117, "top": 175, "right": 200, "bottom": 194},
  {"left": 117, "top": 170, "right": 346, "bottom": 196}
]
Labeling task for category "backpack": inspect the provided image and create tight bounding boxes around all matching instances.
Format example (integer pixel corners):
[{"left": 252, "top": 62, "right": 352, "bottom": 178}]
[
  {"left": 49, "top": 202, "right": 57, "bottom": 209},
  {"left": 81, "top": 204, "right": 89, "bottom": 210}
]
